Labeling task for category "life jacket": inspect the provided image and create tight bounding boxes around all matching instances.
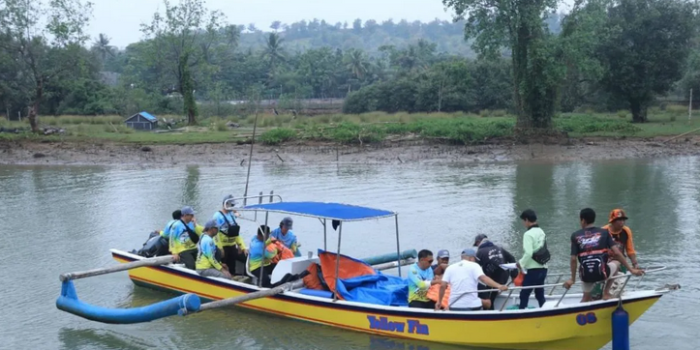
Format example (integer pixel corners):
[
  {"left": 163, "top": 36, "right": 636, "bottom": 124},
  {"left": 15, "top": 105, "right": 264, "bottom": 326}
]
[
  {"left": 303, "top": 263, "right": 325, "bottom": 290},
  {"left": 269, "top": 240, "right": 295, "bottom": 264},
  {"left": 603, "top": 225, "right": 631, "bottom": 257},
  {"left": 427, "top": 284, "right": 450, "bottom": 309}
]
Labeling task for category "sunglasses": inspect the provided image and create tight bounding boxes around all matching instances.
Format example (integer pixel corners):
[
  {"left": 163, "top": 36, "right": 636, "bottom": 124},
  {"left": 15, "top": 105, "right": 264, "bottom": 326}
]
[{"left": 426, "top": 259, "right": 434, "bottom": 264}]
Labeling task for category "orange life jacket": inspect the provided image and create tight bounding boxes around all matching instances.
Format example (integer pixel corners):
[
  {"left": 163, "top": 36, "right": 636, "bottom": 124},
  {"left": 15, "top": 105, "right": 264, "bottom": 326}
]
[
  {"left": 427, "top": 284, "right": 450, "bottom": 309},
  {"left": 303, "top": 263, "right": 324, "bottom": 290},
  {"left": 270, "top": 240, "right": 295, "bottom": 264}
]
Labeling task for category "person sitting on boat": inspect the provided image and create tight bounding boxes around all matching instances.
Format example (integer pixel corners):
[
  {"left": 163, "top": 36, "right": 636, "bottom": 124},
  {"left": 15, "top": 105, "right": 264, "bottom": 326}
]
[
  {"left": 407, "top": 249, "right": 440, "bottom": 309},
  {"left": 196, "top": 219, "right": 232, "bottom": 279},
  {"left": 516, "top": 209, "right": 548, "bottom": 309},
  {"left": 474, "top": 234, "right": 517, "bottom": 310},
  {"left": 249, "top": 225, "right": 278, "bottom": 287},
  {"left": 160, "top": 209, "right": 182, "bottom": 241},
  {"left": 432, "top": 249, "right": 450, "bottom": 276},
  {"left": 602, "top": 209, "right": 640, "bottom": 271},
  {"left": 270, "top": 217, "right": 301, "bottom": 257},
  {"left": 563, "top": 208, "right": 644, "bottom": 302},
  {"left": 213, "top": 195, "right": 248, "bottom": 274},
  {"left": 169, "top": 206, "right": 203, "bottom": 270},
  {"left": 436, "top": 248, "right": 507, "bottom": 311}
]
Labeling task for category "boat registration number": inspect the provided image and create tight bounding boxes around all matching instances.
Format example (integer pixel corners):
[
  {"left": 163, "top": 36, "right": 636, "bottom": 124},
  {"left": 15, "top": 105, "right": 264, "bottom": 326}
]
[
  {"left": 367, "top": 316, "right": 430, "bottom": 335},
  {"left": 576, "top": 312, "right": 597, "bottom": 326}
]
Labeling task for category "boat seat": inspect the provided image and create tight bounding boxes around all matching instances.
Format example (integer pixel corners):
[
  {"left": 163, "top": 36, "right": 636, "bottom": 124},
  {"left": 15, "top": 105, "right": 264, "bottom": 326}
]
[{"left": 245, "top": 254, "right": 259, "bottom": 286}]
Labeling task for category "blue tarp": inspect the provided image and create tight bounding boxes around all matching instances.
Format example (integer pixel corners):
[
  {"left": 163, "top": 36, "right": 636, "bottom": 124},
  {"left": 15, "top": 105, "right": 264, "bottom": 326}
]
[{"left": 242, "top": 202, "right": 395, "bottom": 222}]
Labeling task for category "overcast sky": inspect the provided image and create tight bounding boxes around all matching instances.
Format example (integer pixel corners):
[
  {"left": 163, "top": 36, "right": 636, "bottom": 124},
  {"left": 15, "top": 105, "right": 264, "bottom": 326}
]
[{"left": 88, "top": 0, "right": 574, "bottom": 48}]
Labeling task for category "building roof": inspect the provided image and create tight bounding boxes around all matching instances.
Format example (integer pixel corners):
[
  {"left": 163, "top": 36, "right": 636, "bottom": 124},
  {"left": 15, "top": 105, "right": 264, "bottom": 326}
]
[
  {"left": 126, "top": 111, "right": 157, "bottom": 123},
  {"left": 240, "top": 202, "right": 396, "bottom": 222}
]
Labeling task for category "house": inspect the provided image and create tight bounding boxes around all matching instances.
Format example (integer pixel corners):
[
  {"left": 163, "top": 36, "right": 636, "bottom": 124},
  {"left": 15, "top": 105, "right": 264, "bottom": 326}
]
[{"left": 124, "top": 111, "right": 158, "bottom": 130}]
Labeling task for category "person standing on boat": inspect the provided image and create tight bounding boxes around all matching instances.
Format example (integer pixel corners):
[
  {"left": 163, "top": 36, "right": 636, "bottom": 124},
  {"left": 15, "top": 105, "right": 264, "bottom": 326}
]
[
  {"left": 432, "top": 250, "right": 450, "bottom": 276},
  {"left": 407, "top": 249, "right": 440, "bottom": 309},
  {"left": 271, "top": 217, "right": 301, "bottom": 257},
  {"left": 516, "top": 209, "right": 549, "bottom": 309},
  {"left": 196, "top": 219, "right": 232, "bottom": 279},
  {"left": 169, "top": 206, "right": 202, "bottom": 270},
  {"left": 249, "top": 225, "right": 278, "bottom": 287},
  {"left": 564, "top": 208, "right": 643, "bottom": 302},
  {"left": 213, "top": 195, "right": 248, "bottom": 274},
  {"left": 473, "top": 234, "right": 517, "bottom": 310},
  {"left": 436, "top": 248, "right": 507, "bottom": 311},
  {"left": 602, "top": 209, "right": 640, "bottom": 271}
]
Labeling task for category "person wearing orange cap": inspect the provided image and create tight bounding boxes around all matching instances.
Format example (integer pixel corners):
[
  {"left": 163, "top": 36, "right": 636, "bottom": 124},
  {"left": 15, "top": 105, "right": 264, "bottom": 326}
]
[{"left": 602, "top": 209, "right": 639, "bottom": 270}]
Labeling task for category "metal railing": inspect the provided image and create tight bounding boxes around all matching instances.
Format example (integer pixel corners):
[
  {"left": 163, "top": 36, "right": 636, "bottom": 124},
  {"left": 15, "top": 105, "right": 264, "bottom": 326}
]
[
  {"left": 225, "top": 191, "right": 283, "bottom": 222},
  {"left": 445, "top": 266, "right": 667, "bottom": 312}
]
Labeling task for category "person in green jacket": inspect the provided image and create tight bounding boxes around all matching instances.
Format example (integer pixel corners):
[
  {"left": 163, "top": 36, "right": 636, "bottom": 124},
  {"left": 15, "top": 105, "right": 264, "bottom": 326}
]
[{"left": 516, "top": 209, "right": 548, "bottom": 309}]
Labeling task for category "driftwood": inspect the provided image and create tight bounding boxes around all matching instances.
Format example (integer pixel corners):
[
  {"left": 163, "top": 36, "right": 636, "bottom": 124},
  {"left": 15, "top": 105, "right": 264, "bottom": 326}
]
[{"left": 59, "top": 255, "right": 175, "bottom": 282}]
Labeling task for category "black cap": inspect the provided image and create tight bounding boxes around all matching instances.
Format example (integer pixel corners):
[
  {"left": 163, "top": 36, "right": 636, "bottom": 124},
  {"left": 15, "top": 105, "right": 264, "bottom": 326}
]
[{"left": 474, "top": 234, "right": 488, "bottom": 247}]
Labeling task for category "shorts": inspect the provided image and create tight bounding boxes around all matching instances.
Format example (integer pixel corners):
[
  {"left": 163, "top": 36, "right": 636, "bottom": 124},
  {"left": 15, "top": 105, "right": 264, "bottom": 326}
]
[
  {"left": 582, "top": 261, "right": 619, "bottom": 293},
  {"left": 197, "top": 268, "right": 228, "bottom": 279},
  {"left": 477, "top": 283, "right": 493, "bottom": 300},
  {"left": 408, "top": 300, "right": 436, "bottom": 309}
]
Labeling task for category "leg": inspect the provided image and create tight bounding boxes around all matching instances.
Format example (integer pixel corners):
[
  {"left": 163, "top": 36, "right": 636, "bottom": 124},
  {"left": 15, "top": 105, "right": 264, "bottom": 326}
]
[
  {"left": 477, "top": 284, "right": 493, "bottom": 310},
  {"left": 179, "top": 249, "right": 197, "bottom": 270},
  {"left": 197, "top": 268, "right": 228, "bottom": 279},
  {"left": 602, "top": 261, "right": 621, "bottom": 300},
  {"left": 519, "top": 278, "right": 534, "bottom": 309},
  {"left": 534, "top": 269, "right": 547, "bottom": 307},
  {"left": 581, "top": 282, "right": 595, "bottom": 302}
]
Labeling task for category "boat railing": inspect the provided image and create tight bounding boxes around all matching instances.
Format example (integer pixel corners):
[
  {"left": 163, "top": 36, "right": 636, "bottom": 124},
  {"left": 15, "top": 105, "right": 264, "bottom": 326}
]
[
  {"left": 451, "top": 265, "right": 667, "bottom": 312},
  {"left": 227, "top": 191, "right": 283, "bottom": 221}
]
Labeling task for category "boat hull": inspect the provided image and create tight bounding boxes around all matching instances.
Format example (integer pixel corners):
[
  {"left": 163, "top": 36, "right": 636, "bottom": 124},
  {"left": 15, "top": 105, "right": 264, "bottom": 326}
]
[{"left": 112, "top": 250, "right": 663, "bottom": 350}]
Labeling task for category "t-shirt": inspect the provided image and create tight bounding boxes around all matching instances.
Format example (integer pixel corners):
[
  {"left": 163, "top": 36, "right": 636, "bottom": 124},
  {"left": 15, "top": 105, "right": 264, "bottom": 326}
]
[
  {"left": 570, "top": 226, "right": 616, "bottom": 260},
  {"left": 442, "top": 260, "right": 485, "bottom": 309},
  {"left": 519, "top": 226, "right": 547, "bottom": 270},
  {"left": 213, "top": 211, "right": 247, "bottom": 249},
  {"left": 195, "top": 235, "right": 223, "bottom": 271},
  {"left": 169, "top": 220, "right": 201, "bottom": 254},
  {"left": 248, "top": 236, "right": 277, "bottom": 271},
  {"left": 270, "top": 227, "right": 301, "bottom": 257},
  {"left": 407, "top": 262, "right": 434, "bottom": 303},
  {"left": 476, "top": 241, "right": 516, "bottom": 284},
  {"left": 160, "top": 219, "right": 178, "bottom": 239}
]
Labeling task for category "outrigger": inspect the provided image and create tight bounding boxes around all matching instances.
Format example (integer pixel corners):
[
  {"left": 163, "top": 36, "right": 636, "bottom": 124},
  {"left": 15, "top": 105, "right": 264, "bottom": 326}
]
[{"left": 57, "top": 196, "right": 679, "bottom": 350}]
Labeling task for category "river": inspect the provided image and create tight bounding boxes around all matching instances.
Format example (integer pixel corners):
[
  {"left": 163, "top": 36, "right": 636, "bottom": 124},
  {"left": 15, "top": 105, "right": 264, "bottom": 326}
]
[{"left": 0, "top": 158, "right": 697, "bottom": 350}]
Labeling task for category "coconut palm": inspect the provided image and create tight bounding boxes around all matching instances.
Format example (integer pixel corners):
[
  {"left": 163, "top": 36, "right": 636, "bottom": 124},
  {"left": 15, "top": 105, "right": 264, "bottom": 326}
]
[
  {"left": 263, "top": 32, "right": 286, "bottom": 83},
  {"left": 92, "top": 33, "right": 114, "bottom": 61}
]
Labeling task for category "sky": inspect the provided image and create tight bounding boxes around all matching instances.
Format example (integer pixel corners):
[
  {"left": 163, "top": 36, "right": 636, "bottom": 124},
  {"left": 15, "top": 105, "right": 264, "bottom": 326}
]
[
  {"left": 88, "top": 0, "right": 575, "bottom": 49},
  {"left": 88, "top": 0, "right": 456, "bottom": 48}
]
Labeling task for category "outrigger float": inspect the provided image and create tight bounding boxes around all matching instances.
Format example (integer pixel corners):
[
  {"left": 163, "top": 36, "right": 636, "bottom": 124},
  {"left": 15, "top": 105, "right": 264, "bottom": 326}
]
[{"left": 57, "top": 196, "right": 680, "bottom": 350}]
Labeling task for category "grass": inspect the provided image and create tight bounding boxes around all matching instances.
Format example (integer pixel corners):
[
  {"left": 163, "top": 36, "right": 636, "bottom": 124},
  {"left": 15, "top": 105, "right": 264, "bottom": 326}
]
[{"left": 2, "top": 107, "right": 700, "bottom": 145}]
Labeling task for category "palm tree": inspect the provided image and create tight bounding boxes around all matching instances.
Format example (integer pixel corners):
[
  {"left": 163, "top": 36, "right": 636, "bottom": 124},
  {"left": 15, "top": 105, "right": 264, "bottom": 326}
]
[
  {"left": 92, "top": 33, "right": 114, "bottom": 61},
  {"left": 263, "top": 32, "right": 286, "bottom": 83},
  {"left": 344, "top": 49, "right": 369, "bottom": 80}
]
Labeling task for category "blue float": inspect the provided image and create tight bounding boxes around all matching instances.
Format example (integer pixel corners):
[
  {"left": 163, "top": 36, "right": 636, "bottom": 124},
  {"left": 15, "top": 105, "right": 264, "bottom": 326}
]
[
  {"left": 611, "top": 304, "right": 630, "bottom": 350},
  {"left": 361, "top": 249, "right": 417, "bottom": 266},
  {"left": 56, "top": 280, "right": 201, "bottom": 324}
]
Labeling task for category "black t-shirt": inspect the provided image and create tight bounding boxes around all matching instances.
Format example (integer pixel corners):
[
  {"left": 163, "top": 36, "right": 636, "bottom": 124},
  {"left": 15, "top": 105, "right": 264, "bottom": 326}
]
[
  {"left": 570, "top": 226, "right": 615, "bottom": 260},
  {"left": 476, "top": 242, "right": 516, "bottom": 284}
]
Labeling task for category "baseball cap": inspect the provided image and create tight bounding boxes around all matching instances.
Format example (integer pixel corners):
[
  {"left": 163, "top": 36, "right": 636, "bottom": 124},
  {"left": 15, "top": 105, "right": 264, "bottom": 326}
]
[
  {"left": 473, "top": 234, "right": 488, "bottom": 247},
  {"left": 281, "top": 217, "right": 293, "bottom": 229},
  {"left": 437, "top": 250, "right": 450, "bottom": 259},
  {"left": 461, "top": 248, "right": 479, "bottom": 260},
  {"left": 609, "top": 209, "right": 628, "bottom": 223},
  {"left": 181, "top": 206, "right": 195, "bottom": 216},
  {"left": 204, "top": 219, "right": 218, "bottom": 230},
  {"left": 223, "top": 194, "right": 236, "bottom": 206}
]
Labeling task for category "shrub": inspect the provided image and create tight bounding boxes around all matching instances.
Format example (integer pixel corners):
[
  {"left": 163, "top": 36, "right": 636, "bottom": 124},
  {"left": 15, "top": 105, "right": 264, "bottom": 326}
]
[{"left": 259, "top": 128, "right": 297, "bottom": 145}]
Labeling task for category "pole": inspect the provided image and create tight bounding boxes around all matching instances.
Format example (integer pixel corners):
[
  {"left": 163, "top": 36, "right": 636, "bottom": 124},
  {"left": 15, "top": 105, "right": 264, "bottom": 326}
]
[
  {"left": 333, "top": 222, "right": 343, "bottom": 301},
  {"left": 394, "top": 214, "right": 402, "bottom": 277},
  {"left": 323, "top": 218, "right": 327, "bottom": 251},
  {"left": 198, "top": 281, "right": 294, "bottom": 312},
  {"left": 59, "top": 255, "right": 175, "bottom": 282},
  {"left": 243, "top": 100, "right": 259, "bottom": 206},
  {"left": 689, "top": 88, "right": 693, "bottom": 121},
  {"left": 259, "top": 212, "right": 269, "bottom": 287}
]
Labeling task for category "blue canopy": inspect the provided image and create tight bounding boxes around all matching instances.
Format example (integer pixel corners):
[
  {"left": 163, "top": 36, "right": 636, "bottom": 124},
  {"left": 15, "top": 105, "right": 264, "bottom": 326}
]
[{"left": 240, "top": 202, "right": 395, "bottom": 222}]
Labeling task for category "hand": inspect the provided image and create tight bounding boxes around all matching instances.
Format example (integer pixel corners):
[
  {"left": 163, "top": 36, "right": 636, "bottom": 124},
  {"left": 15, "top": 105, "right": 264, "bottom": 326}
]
[
  {"left": 563, "top": 279, "right": 574, "bottom": 290},
  {"left": 498, "top": 284, "right": 508, "bottom": 292},
  {"left": 234, "top": 212, "right": 241, "bottom": 218},
  {"left": 633, "top": 262, "right": 640, "bottom": 269},
  {"left": 630, "top": 268, "right": 645, "bottom": 276},
  {"left": 172, "top": 254, "right": 180, "bottom": 262},
  {"left": 222, "top": 270, "right": 232, "bottom": 279},
  {"left": 434, "top": 303, "right": 444, "bottom": 311},
  {"left": 221, "top": 263, "right": 229, "bottom": 270}
]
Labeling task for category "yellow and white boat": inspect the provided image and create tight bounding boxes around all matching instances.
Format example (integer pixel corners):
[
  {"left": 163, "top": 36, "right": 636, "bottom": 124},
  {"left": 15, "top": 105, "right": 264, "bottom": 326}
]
[{"left": 108, "top": 201, "right": 676, "bottom": 350}]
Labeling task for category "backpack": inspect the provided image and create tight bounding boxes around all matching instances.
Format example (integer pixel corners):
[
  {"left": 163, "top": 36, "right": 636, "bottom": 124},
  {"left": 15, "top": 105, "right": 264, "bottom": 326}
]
[
  {"left": 219, "top": 211, "right": 241, "bottom": 237},
  {"left": 579, "top": 252, "right": 610, "bottom": 283}
]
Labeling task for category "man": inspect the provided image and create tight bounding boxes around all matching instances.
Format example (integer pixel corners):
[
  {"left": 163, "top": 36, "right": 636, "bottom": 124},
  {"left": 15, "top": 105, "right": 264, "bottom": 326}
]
[
  {"left": 474, "top": 234, "right": 517, "bottom": 310},
  {"left": 249, "top": 225, "right": 278, "bottom": 287},
  {"left": 270, "top": 217, "right": 301, "bottom": 257},
  {"left": 196, "top": 219, "right": 232, "bottom": 279},
  {"left": 407, "top": 249, "right": 440, "bottom": 309},
  {"left": 160, "top": 209, "right": 182, "bottom": 240},
  {"left": 602, "top": 209, "right": 640, "bottom": 270},
  {"left": 169, "top": 206, "right": 202, "bottom": 270},
  {"left": 436, "top": 248, "right": 508, "bottom": 311},
  {"left": 563, "top": 208, "right": 644, "bottom": 302},
  {"left": 432, "top": 250, "right": 450, "bottom": 276},
  {"left": 213, "top": 195, "right": 248, "bottom": 275},
  {"left": 517, "top": 209, "right": 548, "bottom": 309}
]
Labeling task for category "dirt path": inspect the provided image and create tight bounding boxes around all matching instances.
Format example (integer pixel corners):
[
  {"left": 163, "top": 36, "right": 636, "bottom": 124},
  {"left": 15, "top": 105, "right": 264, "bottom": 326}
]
[{"left": 1, "top": 137, "right": 699, "bottom": 167}]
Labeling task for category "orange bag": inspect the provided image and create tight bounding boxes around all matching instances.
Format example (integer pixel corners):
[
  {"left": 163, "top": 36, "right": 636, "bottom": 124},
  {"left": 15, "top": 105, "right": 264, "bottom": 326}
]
[
  {"left": 514, "top": 272, "right": 524, "bottom": 286},
  {"left": 427, "top": 284, "right": 450, "bottom": 309}
]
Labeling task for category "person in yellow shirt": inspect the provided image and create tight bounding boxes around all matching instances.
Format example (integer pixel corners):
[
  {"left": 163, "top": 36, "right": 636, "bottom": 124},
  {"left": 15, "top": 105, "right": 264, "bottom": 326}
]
[
  {"left": 213, "top": 195, "right": 248, "bottom": 275},
  {"left": 196, "top": 220, "right": 232, "bottom": 279},
  {"left": 169, "top": 206, "right": 203, "bottom": 270}
]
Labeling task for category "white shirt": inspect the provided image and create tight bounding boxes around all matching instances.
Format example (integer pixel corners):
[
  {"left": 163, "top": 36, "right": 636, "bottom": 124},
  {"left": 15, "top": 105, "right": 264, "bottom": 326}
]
[{"left": 443, "top": 260, "right": 485, "bottom": 309}]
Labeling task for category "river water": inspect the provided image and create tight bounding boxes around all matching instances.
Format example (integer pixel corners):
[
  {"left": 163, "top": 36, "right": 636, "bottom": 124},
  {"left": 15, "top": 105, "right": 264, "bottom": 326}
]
[{"left": 1, "top": 158, "right": 697, "bottom": 350}]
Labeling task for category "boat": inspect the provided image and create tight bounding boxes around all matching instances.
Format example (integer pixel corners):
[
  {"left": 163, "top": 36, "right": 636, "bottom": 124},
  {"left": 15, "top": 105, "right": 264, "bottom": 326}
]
[{"left": 106, "top": 199, "right": 678, "bottom": 350}]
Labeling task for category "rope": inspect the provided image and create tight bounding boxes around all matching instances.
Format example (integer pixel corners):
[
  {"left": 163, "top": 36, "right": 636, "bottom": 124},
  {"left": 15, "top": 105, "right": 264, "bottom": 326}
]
[{"left": 178, "top": 294, "right": 192, "bottom": 316}]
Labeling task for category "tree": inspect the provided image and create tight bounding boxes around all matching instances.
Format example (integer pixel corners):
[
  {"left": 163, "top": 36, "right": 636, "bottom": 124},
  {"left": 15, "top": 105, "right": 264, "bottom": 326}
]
[
  {"left": 0, "top": 0, "right": 92, "bottom": 131},
  {"left": 263, "top": 32, "right": 286, "bottom": 84},
  {"left": 270, "top": 20, "right": 281, "bottom": 32},
  {"left": 443, "top": 0, "right": 561, "bottom": 130},
  {"left": 92, "top": 33, "right": 115, "bottom": 62},
  {"left": 597, "top": 0, "right": 696, "bottom": 122},
  {"left": 141, "top": 0, "right": 228, "bottom": 125}
]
